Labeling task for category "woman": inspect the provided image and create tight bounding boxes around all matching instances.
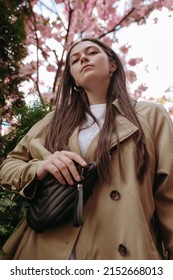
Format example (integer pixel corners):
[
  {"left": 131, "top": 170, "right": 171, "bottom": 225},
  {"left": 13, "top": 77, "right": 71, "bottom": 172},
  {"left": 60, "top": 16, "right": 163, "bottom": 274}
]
[{"left": 0, "top": 37, "right": 173, "bottom": 260}]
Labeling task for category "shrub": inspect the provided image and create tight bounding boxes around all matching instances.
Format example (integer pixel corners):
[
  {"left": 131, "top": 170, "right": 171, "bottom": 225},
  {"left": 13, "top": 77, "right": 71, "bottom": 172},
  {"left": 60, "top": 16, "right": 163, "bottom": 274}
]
[{"left": 0, "top": 101, "right": 50, "bottom": 248}]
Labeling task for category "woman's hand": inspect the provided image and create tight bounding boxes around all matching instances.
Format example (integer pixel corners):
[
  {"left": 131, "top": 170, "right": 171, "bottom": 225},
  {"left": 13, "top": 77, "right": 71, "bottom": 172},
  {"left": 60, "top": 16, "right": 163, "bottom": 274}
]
[{"left": 36, "top": 150, "right": 87, "bottom": 185}]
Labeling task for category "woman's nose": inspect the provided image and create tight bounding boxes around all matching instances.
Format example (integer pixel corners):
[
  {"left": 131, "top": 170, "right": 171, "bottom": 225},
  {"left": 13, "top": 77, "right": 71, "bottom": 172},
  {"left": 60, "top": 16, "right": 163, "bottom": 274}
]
[{"left": 80, "top": 54, "right": 89, "bottom": 64}]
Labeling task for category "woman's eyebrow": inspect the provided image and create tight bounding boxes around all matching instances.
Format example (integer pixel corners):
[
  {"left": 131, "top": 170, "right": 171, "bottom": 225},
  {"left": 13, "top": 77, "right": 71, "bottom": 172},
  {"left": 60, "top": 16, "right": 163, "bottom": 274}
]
[{"left": 70, "top": 45, "right": 98, "bottom": 58}]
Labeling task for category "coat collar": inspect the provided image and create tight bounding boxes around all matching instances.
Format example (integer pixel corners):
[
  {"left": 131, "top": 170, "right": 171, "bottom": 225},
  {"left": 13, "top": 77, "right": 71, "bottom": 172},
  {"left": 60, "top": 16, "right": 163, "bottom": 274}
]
[{"left": 68, "top": 99, "right": 138, "bottom": 162}]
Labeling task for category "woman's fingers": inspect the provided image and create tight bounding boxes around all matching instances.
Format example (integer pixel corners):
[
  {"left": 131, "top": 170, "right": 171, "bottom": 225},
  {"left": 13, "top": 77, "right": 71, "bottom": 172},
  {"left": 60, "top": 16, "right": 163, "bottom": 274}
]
[
  {"left": 56, "top": 151, "right": 87, "bottom": 183},
  {"left": 52, "top": 158, "right": 76, "bottom": 185},
  {"left": 36, "top": 151, "right": 87, "bottom": 184},
  {"left": 60, "top": 150, "right": 87, "bottom": 166},
  {"left": 52, "top": 151, "right": 87, "bottom": 184}
]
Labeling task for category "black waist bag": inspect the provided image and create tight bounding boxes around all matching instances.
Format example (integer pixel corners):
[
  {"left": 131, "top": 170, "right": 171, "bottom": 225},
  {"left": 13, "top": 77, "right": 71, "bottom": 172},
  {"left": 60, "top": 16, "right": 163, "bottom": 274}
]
[{"left": 27, "top": 162, "right": 98, "bottom": 232}]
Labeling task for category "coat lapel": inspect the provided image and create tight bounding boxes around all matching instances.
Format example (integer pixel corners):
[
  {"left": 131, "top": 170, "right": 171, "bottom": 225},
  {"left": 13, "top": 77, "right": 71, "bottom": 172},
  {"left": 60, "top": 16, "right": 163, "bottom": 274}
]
[
  {"left": 68, "top": 99, "right": 139, "bottom": 162},
  {"left": 109, "top": 113, "right": 139, "bottom": 149},
  {"left": 68, "top": 127, "right": 83, "bottom": 156}
]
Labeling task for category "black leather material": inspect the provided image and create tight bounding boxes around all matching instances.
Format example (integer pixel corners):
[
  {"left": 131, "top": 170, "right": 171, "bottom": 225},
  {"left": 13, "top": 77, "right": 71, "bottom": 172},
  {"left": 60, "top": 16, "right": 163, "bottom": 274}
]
[{"left": 27, "top": 162, "right": 98, "bottom": 232}]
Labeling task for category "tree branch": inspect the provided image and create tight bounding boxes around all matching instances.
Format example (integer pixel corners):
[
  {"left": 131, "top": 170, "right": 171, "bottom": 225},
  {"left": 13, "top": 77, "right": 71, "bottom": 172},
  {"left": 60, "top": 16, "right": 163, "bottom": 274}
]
[
  {"left": 52, "top": 1, "right": 73, "bottom": 93},
  {"left": 98, "top": 7, "right": 135, "bottom": 39},
  {"left": 28, "top": 1, "right": 44, "bottom": 104},
  {"left": 38, "top": 0, "right": 67, "bottom": 30}
]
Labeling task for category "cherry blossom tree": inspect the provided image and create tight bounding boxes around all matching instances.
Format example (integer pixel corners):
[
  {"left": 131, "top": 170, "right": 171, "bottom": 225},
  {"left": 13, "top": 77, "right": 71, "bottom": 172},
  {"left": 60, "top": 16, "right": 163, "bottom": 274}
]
[
  {"left": 20, "top": 0, "right": 172, "bottom": 104},
  {"left": 2, "top": 0, "right": 173, "bottom": 120}
]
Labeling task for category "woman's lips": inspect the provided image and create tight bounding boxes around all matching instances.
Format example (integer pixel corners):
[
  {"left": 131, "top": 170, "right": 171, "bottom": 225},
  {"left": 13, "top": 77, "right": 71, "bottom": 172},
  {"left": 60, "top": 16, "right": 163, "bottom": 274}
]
[{"left": 81, "top": 64, "right": 94, "bottom": 72}]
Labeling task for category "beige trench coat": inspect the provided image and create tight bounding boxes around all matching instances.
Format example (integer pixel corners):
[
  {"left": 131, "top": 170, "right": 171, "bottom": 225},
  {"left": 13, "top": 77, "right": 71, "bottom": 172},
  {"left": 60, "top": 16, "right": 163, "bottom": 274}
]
[{"left": 0, "top": 99, "right": 173, "bottom": 260}]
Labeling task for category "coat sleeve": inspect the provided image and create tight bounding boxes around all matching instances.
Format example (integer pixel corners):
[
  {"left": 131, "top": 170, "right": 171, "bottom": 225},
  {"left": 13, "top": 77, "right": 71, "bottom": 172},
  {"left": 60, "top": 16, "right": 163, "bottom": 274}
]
[
  {"left": 149, "top": 103, "right": 173, "bottom": 259},
  {"left": 0, "top": 112, "right": 53, "bottom": 198}
]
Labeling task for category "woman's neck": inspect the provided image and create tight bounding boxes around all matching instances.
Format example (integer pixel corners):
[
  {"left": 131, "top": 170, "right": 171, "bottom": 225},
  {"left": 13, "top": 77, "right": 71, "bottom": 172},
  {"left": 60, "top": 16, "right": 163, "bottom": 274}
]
[{"left": 84, "top": 87, "right": 107, "bottom": 105}]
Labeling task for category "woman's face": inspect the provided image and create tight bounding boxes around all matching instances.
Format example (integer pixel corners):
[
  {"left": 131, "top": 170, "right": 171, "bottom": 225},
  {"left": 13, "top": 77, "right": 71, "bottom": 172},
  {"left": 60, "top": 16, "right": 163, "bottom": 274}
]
[{"left": 69, "top": 41, "right": 116, "bottom": 89}]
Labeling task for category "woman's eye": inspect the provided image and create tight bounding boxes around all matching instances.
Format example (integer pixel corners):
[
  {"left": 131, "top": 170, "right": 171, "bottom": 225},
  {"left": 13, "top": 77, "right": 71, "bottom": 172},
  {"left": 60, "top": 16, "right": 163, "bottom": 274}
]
[
  {"left": 72, "top": 58, "right": 79, "bottom": 64},
  {"left": 88, "top": 51, "right": 97, "bottom": 55}
]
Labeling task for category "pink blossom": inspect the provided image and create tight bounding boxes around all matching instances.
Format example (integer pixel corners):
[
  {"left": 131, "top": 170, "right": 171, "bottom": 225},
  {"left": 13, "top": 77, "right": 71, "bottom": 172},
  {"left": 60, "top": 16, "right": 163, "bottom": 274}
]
[
  {"left": 126, "top": 70, "right": 137, "bottom": 83},
  {"left": 120, "top": 44, "right": 131, "bottom": 54},
  {"left": 19, "top": 62, "right": 38, "bottom": 78},
  {"left": 55, "top": 0, "right": 64, "bottom": 3},
  {"left": 30, "top": 0, "right": 38, "bottom": 8},
  {"left": 46, "top": 65, "right": 56, "bottom": 72},
  {"left": 133, "top": 84, "right": 148, "bottom": 99},
  {"left": 42, "top": 92, "right": 54, "bottom": 102},
  {"left": 128, "top": 58, "right": 143, "bottom": 66},
  {"left": 102, "top": 37, "right": 113, "bottom": 47}
]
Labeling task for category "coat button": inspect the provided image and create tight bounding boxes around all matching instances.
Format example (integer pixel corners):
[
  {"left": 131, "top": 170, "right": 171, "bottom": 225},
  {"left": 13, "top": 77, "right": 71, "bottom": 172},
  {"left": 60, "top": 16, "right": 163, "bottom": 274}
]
[
  {"left": 110, "top": 190, "right": 120, "bottom": 200},
  {"left": 118, "top": 244, "right": 127, "bottom": 256}
]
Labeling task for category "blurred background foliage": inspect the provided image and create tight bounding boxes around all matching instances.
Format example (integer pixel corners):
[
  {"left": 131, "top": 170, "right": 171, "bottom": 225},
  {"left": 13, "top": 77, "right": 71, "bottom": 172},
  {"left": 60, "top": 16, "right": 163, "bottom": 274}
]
[
  {"left": 0, "top": 102, "right": 49, "bottom": 249},
  {"left": 0, "top": 0, "right": 32, "bottom": 121}
]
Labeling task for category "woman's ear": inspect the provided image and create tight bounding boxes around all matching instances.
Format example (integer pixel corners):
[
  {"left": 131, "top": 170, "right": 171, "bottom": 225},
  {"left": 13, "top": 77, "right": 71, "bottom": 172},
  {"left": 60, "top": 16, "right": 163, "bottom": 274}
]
[{"left": 110, "top": 60, "right": 117, "bottom": 74}]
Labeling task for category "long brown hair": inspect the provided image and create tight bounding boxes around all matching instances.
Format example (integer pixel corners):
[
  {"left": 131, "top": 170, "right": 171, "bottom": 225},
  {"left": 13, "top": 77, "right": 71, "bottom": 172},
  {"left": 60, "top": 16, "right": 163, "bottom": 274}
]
[{"left": 45, "top": 37, "right": 149, "bottom": 183}]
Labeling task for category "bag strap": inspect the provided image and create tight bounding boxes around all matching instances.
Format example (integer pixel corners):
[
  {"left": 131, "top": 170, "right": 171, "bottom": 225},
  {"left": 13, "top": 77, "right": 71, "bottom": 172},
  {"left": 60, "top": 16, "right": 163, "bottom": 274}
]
[
  {"left": 73, "top": 183, "right": 83, "bottom": 226},
  {"left": 73, "top": 167, "right": 85, "bottom": 226}
]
